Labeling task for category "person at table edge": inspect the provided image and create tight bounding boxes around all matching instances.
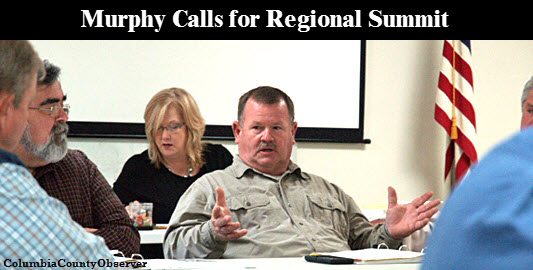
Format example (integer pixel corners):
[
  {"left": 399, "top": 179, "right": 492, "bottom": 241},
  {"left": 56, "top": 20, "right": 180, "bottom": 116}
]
[
  {"left": 163, "top": 86, "right": 440, "bottom": 259},
  {"left": 12, "top": 60, "right": 140, "bottom": 257},
  {"left": 113, "top": 87, "right": 233, "bottom": 258}
]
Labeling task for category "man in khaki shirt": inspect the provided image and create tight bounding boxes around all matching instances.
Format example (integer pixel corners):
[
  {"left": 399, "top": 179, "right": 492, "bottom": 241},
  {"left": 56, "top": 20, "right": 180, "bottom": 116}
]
[{"left": 164, "top": 86, "right": 440, "bottom": 259}]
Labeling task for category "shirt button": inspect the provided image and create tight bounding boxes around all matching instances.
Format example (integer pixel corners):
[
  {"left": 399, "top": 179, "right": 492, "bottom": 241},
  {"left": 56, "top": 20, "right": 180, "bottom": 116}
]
[
  {"left": 288, "top": 203, "right": 292, "bottom": 207},
  {"left": 246, "top": 202, "right": 251, "bottom": 206},
  {"left": 299, "top": 222, "right": 304, "bottom": 226}
]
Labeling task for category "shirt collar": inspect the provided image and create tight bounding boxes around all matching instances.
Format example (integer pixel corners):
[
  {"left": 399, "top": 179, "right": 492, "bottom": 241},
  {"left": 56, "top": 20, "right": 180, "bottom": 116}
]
[
  {"left": 230, "top": 155, "right": 309, "bottom": 181},
  {"left": 32, "top": 161, "right": 60, "bottom": 183},
  {"left": 0, "top": 148, "right": 26, "bottom": 167}
]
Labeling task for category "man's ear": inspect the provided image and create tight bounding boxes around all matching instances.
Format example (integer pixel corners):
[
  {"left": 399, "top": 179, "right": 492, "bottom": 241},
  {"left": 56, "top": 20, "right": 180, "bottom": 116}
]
[
  {"left": 291, "top": 121, "right": 298, "bottom": 145},
  {"left": 232, "top": 121, "right": 241, "bottom": 144},
  {"left": 0, "top": 93, "right": 15, "bottom": 126}
]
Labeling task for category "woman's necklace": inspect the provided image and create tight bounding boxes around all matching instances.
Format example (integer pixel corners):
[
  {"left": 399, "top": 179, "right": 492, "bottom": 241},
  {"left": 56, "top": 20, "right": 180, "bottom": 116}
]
[{"left": 167, "top": 166, "right": 194, "bottom": 178}]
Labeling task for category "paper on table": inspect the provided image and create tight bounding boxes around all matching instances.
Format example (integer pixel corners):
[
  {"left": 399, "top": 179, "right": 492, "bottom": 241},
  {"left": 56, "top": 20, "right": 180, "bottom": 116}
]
[
  {"left": 140, "top": 259, "right": 215, "bottom": 270},
  {"left": 316, "top": 248, "right": 424, "bottom": 264},
  {"left": 141, "top": 259, "right": 263, "bottom": 270}
]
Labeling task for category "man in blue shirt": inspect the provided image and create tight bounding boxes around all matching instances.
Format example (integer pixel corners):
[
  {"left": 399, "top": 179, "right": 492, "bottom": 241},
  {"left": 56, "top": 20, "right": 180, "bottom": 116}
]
[
  {"left": 520, "top": 76, "right": 533, "bottom": 129},
  {"left": 422, "top": 128, "right": 533, "bottom": 269},
  {"left": 0, "top": 41, "right": 116, "bottom": 269}
]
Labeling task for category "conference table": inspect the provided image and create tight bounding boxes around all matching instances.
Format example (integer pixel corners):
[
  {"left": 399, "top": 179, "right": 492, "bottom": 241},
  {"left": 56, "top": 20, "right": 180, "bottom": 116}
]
[
  {"left": 139, "top": 257, "right": 421, "bottom": 270},
  {"left": 137, "top": 225, "right": 422, "bottom": 269},
  {"left": 139, "top": 225, "right": 167, "bottom": 244}
]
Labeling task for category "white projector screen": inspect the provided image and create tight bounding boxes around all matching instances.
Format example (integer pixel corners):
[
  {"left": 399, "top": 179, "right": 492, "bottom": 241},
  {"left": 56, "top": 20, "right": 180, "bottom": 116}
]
[{"left": 31, "top": 40, "right": 367, "bottom": 143}]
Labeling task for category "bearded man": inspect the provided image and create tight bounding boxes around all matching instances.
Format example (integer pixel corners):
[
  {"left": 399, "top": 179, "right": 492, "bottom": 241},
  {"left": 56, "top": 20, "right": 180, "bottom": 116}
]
[{"left": 13, "top": 60, "right": 140, "bottom": 257}]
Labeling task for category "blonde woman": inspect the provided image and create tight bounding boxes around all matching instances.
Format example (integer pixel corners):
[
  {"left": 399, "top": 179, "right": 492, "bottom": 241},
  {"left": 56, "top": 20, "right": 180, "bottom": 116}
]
[{"left": 113, "top": 88, "right": 233, "bottom": 257}]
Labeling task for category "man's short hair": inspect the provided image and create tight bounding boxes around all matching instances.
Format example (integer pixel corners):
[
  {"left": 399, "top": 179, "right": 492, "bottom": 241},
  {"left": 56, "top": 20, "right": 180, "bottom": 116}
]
[
  {"left": 39, "top": 60, "right": 61, "bottom": 86},
  {"left": 521, "top": 76, "right": 533, "bottom": 108},
  {"left": 237, "top": 86, "right": 295, "bottom": 123}
]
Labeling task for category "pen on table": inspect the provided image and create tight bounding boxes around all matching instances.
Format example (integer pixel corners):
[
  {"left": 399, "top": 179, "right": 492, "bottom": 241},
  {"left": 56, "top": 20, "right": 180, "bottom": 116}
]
[{"left": 305, "top": 253, "right": 361, "bottom": 264}]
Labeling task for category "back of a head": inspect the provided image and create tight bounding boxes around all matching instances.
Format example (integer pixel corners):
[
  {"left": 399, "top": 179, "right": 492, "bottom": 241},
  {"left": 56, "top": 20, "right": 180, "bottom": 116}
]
[
  {"left": 422, "top": 128, "right": 533, "bottom": 269},
  {"left": 0, "top": 40, "right": 42, "bottom": 107}
]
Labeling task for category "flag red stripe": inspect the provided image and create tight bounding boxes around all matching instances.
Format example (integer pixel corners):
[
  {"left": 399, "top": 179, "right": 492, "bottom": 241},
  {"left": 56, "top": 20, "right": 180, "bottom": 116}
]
[
  {"left": 442, "top": 41, "right": 474, "bottom": 87},
  {"left": 435, "top": 104, "right": 452, "bottom": 135},
  {"left": 436, "top": 104, "right": 478, "bottom": 163},
  {"left": 455, "top": 153, "right": 471, "bottom": 180},
  {"left": 438, "top": 73, "right": 476, "bottom": 126},
  {"left": 444, "top": 141, "right": 455, "bottom": 179},
  {"left": 455, "top": 127, "right": 478, "bottom": 163}
]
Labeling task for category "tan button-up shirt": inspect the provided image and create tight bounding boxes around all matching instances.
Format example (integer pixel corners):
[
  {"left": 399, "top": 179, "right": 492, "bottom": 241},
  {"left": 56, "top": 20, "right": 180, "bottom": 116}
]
[{"left": 164, "top": 156, "right": 401, "bottom": 259}]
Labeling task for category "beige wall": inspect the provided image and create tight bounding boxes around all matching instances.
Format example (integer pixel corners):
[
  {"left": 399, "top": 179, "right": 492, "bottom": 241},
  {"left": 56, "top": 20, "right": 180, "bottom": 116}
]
[
  {"left": 69, "top": 40, "right": 533, "bottom": 207},
  {"left": 295, "top": 40, "right": 532, "bottom": 205}
]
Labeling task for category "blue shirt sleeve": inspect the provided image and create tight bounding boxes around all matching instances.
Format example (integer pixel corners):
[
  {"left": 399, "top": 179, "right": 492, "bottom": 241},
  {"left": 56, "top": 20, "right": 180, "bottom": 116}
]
[{"left": 0, "top": 162, "right": 118, "bottom": 269}]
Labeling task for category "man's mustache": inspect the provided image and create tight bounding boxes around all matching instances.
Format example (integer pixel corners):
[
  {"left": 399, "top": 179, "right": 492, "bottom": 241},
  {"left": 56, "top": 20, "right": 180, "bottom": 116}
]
[
  {"left": 50, "top": 122, "right": 69, "bottom": 144},
  {"left": 52, "top": 122, "right": 69, "bottom": 135},
  {"left": 258, "top": 142, "right": 276, "bottom": 151}
]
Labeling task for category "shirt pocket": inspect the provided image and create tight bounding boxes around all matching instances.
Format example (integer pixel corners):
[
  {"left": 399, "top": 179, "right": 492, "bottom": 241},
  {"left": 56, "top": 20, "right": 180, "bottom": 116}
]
[
  {"left": 226, "top": 194, "right": 280, "bottom": 231},
  {"left": 227, "top": 194, "right": 270, "bottom": 210},
  {"left": 306, "top": 194, "right": 348, "bottom": 233}
]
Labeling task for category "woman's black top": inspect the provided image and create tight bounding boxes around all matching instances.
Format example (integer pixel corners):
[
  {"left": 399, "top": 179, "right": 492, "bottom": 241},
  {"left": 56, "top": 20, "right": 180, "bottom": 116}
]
[{"left": 113, "top": 143, "right": 233, "bottom": 224}]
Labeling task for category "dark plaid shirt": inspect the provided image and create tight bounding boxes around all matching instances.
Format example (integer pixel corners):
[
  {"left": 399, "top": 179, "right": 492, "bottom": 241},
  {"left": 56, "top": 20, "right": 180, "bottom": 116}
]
[{"left": 33, "top": 149, "right": 140, "bottom": 257}]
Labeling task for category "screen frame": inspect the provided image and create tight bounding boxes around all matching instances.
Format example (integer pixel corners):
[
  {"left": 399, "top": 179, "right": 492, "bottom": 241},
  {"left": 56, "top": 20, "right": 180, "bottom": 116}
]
[{"left": 67, "top": 40, "right": 368, "bottom": 143}]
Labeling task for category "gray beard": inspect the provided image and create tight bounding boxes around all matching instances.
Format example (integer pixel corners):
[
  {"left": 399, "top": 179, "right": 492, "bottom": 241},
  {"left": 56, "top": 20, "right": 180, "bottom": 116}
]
[{"left": 21, "top": 122, "right": 69, "bottom": 163}]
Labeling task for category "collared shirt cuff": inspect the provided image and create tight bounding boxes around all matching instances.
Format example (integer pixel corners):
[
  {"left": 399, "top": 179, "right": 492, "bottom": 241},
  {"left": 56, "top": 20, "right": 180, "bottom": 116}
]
[
  {"left": 204, "top": 220, "right": 228, "bottom": 249},
  {"left": 382, "top": 224, "right": 403, "bottom": 247}
]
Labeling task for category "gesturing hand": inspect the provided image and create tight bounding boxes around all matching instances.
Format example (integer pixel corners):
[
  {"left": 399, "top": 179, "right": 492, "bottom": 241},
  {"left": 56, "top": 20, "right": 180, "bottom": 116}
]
[
  {"left": 211, "top": 187, "right": 248, "bottom": 241},
  {"left": 385, "top": 186, "right": 441, "bottom": 239}
]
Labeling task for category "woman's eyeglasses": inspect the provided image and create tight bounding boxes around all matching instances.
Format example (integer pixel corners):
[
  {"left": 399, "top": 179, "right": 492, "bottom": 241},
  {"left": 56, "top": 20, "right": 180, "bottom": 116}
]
[{"left": 156, "top": 123, "right": 185, "bottom": 134}]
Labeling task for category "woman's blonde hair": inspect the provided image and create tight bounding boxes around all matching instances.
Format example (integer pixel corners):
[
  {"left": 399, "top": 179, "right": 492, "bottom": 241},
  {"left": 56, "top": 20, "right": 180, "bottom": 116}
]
[{"left": 144, "top": 87, "right": 206, "bottom": 170}]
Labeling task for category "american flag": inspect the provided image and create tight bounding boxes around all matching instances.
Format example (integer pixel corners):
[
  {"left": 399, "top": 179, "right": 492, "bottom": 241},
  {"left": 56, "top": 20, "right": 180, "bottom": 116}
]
[{"left": 434, "top": 40, "right": 478, "bottom": 185}]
